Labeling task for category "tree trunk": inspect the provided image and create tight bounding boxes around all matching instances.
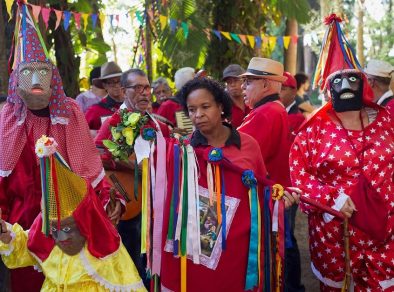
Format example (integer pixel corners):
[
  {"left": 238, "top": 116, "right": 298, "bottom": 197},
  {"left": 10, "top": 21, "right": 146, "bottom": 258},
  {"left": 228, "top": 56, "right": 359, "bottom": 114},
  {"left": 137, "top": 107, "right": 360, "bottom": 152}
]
[
  {"left": 284, "top": 18, "right": 298, "bottom": 75},
  {"left": 145, "top": 0, "right": 153, "bottom": 82},
  {"left": 356, "top": 0, "right": 365, "bottom": 67},
  {"left": 320, "top": 0, "right": 329, "bottom": 19},
  {"left": 0, "top": 0, "right": 9, "bottom": 95}
]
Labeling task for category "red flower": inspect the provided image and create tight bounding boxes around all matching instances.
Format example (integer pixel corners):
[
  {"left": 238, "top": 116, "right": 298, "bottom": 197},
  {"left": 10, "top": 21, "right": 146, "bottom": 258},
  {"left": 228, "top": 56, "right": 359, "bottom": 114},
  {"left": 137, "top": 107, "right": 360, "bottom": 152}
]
[{"left": 109, "top": 112, "right": 121, "bottom": 127}]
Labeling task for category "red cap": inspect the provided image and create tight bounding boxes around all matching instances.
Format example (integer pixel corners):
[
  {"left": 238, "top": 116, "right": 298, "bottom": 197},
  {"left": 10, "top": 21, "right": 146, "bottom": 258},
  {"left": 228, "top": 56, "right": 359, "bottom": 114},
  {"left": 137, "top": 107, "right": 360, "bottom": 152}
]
[{"left": 282, "top": 72, "right": 297, "bottom": 89}]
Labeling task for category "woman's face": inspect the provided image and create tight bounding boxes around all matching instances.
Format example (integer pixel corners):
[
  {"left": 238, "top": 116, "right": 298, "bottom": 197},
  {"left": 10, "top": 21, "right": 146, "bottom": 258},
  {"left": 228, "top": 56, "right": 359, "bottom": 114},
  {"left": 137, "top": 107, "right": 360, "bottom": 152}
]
[{"left": 186, "top": 88, "right": 223, "bottom": 134}]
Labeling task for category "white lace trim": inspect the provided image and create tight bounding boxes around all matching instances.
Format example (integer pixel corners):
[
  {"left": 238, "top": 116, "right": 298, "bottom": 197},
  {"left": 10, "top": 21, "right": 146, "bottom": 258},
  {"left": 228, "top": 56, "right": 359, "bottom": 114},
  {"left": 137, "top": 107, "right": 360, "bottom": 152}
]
[
  {"left": 0, "top": 223, "right": 15, "bottom": 256},
  {"left": 0, "top": 169, "right": 12, "bottom": 177},
  {"left": 50, "top": 116, "right": 69, "bottom": 125},
  {"left": 92, "top": 168, "right": 105, "bottom": 188},
  {"left": 380, "top": 278, "right": 394, "bottom": 290},
  {"left": 79, "top": 248, "right": 145, "bottom": 292}
]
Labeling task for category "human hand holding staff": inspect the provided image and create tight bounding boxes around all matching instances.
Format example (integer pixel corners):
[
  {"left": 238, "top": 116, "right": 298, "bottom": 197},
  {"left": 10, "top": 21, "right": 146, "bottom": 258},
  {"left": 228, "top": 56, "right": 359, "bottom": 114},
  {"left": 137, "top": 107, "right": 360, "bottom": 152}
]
[{"left": 0, "top": 209, "right": 12, "bottom": 244}]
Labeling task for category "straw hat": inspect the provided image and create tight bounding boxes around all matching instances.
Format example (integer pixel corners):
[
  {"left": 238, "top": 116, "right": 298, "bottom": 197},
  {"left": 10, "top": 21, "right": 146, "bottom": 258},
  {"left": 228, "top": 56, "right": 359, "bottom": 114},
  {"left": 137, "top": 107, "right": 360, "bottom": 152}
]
[
  {"left": 92, "top": 62, "right": 122, "bottom": 89},
  {"left": 364, "top": 59, "right": 393, "bottom": 79},
  {"left": 241, "top": 57, "right": 287, "bottom": 82}
]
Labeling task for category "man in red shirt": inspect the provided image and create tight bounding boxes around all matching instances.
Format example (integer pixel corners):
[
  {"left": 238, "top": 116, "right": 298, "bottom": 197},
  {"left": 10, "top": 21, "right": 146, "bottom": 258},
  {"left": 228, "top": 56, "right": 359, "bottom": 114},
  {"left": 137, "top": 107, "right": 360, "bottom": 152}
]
[
  {"left": 222, "top": 64, "right": 251, "bottom": 128},
  {"left": 85, "top": 62, "right": 124, "bottom": 136},
  {"left": 279, "top": 71, "right": 306, "bottom": 140}
]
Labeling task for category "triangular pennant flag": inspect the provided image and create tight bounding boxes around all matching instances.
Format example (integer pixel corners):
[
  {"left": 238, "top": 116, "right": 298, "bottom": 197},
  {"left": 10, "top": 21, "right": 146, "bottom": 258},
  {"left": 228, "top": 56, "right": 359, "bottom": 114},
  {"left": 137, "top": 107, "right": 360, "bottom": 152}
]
[
  {"left": 147, "top": 9, "right": 154, "bottom": 22},
  {"left": 159, "top": 15, "right": 167, "bottom": 30},
  {"left": 283, "top": 36, "right": 291, "bottom": 49},
  {"left": 277, "top": 36, "right": 284, "bottom": 49},
  {"left": 212, "top": 30, "right": 222, "bottom": 40},
  {"left": 54, "top": 10, "right": 63, "bottom": 30},
  {"left": 99, "top": 13, "right": 106, "bottom": 28},
  {"left": 220, "top": 31, "right": 232, "bottom": 40},
  {"left": 41, "top": 7, "right": 51, "bottom": 29},
  {"left": 82, "top": 13, "right": 89, "bottom": 31},
  {"left": 261, "top": 35, "right": 268, "bottom": 49},
  {"left": 109, "top": 15, "right": 114, "bottom": 27},
  {"left": 268, "top": 36, "right": 276, "bottom": 51},
  {"left": 5, "top": 0, "right": 13, "bottom": 19},
  {"left": 135, "top": 11, "right": 144, "bottom": 26},
  {"left": 239, "top": 34, "right": 248, "bottom": 45},
  {"left": 255, "top": 36, "right": 262, "bottom": 49},
  {"left": 31, "top": 4, "right": 41, "bottom": 23},
  {"left": 91, "top": 13, "right": 98, "bottom": 29},
  {"left": 247, "top": 35, "right": 255, "bottom": 48},
  {"left": 74, "top": 12, "right": 81, "bottom": 30},
  {"left": 115, "top": 14, "right": 120, "bottom": 23},
  {"left": 169, "top": 18, "right": 177, "bottom": 32},
  {"left": 291, "top": 35, "right": 298, "bottom": 44},
  {"left": 63, "top": 11, "right": 71, "bottom": 31},
  {"left": 181, "top": 22, "right": 189, "bottom": 39},
  {"left": 230, "top": 33, "right": 242, "bottom": 44},
  {"left": 203, "top": 29, "right": 211, "bottom": 40}
]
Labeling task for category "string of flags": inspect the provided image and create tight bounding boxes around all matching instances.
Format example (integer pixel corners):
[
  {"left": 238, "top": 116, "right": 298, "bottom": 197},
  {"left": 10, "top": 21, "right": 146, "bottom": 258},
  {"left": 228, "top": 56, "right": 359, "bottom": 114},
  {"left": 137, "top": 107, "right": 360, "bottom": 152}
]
[{"left": 4, "top": 0, "right": 322, "bottom": 51}]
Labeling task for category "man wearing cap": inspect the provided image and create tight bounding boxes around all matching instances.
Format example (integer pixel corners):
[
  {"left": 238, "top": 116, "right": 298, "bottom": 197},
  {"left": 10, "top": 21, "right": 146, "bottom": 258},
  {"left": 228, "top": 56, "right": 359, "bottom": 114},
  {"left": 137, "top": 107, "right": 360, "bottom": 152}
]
[
  {"left": 280, "top": 72, "right": 305, "bottom": 139},
  {"left": 364, "top": 59, "right": 394, "bottom": 115},
  {"left": 222, "top": 64, "right": 251, "bottom": 128},
  {"left": 85, "top": 61, "right": 125, "bottom": 136},
  {"left": 238, "top": 57, "right": 292, "bottom": 187},
  {"left": 75, "top": 66, "right": 107, "bottom": 113}
]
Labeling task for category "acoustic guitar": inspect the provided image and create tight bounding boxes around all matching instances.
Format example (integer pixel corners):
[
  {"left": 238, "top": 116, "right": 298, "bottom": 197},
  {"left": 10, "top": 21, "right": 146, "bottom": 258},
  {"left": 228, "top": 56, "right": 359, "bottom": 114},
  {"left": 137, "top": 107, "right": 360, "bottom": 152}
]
[{"left": 106, "top": 169, "right": 142, "bottom": 220}]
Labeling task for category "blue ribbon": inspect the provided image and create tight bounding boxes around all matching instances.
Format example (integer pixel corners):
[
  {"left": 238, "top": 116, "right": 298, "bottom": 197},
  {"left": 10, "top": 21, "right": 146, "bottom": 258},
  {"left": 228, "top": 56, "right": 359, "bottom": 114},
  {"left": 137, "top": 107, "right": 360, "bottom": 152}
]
[
  {"left": 264, "top": 187, "right": 272, "bottom": 292},
  {"left": 220, "top": 169, "right": 226, "bottom": 250}
]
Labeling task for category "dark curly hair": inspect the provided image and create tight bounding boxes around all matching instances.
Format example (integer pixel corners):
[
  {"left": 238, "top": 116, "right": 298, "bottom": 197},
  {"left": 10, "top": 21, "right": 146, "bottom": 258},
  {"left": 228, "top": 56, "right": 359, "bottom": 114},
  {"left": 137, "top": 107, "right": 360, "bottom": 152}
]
[{"left": 178, "top": 78, "right": 232, "bottom": 119}]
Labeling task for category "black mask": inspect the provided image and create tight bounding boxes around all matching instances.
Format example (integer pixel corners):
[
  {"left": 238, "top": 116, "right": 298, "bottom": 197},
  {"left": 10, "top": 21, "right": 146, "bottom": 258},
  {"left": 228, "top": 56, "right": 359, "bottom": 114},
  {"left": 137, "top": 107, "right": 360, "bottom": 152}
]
[{"left": 330, "top": 72, "right": 363, "bottom": 112}]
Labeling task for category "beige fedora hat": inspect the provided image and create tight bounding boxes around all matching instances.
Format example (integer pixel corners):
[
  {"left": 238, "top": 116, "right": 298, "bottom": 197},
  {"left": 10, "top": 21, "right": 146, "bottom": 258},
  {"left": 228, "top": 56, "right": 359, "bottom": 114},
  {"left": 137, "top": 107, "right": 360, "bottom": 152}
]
[
  {"left": 92, "top": 61, "right": 123, "bottom": 89},
  {"left": 241, "top": 57, "right": 287, "bottom": 82},
  {"left": 364, "top": 59, "right": 393, "bottom": 79}
]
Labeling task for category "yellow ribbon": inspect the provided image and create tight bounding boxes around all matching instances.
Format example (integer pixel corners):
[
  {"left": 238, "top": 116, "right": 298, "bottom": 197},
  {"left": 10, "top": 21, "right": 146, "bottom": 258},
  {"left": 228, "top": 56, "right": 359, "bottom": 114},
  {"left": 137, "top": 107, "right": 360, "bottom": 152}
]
[{"left": 181, "top": 256, "right": 187, "bottom": 292}]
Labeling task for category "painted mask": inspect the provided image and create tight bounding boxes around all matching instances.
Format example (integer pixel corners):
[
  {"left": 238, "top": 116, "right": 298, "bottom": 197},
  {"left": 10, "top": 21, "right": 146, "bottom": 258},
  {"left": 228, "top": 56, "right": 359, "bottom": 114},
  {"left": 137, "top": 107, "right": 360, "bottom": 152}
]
[
  {"left": 51, "top": 216, "right": 86, "bottom": 256},
  {"left": 330, "top": 72, "right": 363, "bottom": 112}
]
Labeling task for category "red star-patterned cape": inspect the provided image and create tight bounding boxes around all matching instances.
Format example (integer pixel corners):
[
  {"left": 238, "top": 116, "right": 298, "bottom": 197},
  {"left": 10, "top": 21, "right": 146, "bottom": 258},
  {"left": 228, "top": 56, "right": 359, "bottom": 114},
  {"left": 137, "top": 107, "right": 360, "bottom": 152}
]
[{"left": 289, "top": 105, "right": 394, "bottom": 291}]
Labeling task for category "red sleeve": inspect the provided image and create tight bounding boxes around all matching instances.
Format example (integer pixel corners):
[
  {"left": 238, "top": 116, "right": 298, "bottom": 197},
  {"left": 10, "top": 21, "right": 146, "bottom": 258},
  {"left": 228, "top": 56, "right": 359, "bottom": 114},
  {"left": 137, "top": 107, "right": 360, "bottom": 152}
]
[
  {"left": 289, "top": 127, "right": 342, "bottom": 214},
  {"left": 94, "top": 177, "right": 126, "bottom": 212},
  {"left": 0, "top": 177, "right": 10, "bottom": 220}
]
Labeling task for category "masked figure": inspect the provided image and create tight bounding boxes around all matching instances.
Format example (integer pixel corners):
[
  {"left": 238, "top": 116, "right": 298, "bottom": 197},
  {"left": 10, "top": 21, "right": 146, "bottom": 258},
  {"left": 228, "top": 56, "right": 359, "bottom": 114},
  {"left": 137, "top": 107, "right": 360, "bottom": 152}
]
[{"left": 0, "top": 4, "right": 123, "bottom": 291}]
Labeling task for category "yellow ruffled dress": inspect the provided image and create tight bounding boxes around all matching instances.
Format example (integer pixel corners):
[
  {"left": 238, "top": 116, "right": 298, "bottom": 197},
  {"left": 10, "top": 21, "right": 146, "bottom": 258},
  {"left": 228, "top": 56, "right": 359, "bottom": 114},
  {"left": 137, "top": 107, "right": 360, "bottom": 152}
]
[{"left": 0, "top": 223, "right": 146, "bottom": 292}]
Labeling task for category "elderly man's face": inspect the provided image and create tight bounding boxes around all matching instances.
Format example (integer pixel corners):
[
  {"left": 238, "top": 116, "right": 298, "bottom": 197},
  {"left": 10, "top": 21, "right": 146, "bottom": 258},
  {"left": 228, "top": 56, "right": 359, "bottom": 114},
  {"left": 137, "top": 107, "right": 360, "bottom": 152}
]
[
  {"left": 241, "top": 77, "right": 269, "bottom": 108},
  {"left": 123, "top": 74, "right": 152, "bottom": 113},
  {"left": 102, "top": 77, "right": 124, "bottom": 102},
  {"left": 330, "top": 72, "right": 363, "bottom": 112},
  {"left": 51, "top": 216, "right": 86, "bottom": 256},
  {"left": 153, "top": 84, "right": 171, "bottom": 103},
  {"left": 17, "top": 62, "right": 52, "bottom": 110}
]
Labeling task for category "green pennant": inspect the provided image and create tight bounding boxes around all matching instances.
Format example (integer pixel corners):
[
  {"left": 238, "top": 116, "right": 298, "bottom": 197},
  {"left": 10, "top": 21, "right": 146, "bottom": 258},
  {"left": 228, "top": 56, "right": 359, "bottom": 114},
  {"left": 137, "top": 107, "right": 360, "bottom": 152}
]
[
  {"left": 230, "top": 33, "right": 242, "bottom": 44},
  {"left": 181, "top": 22, "right": 189, "bottom": 39}
]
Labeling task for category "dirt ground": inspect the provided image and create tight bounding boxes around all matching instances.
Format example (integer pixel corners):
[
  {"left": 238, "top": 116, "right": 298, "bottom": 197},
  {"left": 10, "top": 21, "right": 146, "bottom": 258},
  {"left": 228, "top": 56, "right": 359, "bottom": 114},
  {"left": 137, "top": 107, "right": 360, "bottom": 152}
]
[{"left": 295, "top": 210, "right": 320, "bottom": 291}]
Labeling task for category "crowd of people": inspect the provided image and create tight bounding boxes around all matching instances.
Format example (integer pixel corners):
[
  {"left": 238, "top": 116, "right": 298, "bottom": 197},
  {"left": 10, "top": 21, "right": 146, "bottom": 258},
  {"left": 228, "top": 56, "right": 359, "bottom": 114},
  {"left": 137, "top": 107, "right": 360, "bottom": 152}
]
[{"left": 0, "top": 4, "right": 394, "bottom": 292}]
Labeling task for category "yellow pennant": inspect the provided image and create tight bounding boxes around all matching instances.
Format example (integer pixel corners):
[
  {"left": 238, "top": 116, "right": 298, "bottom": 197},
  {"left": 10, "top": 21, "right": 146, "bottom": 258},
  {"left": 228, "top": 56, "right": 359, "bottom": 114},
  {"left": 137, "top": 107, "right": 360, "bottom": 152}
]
[
  {"left": 82, "top": 13, "right": 89, "bottom": 31},
  {"left": 99, "top": 13, "right": 106, "bottom": 28},
  {"left": 283, "top": 36, "right": 291, "bottom": 49},
  {"left": 5, "top": 0, "right": 13, "bottom": 20},
  {"left": 247, "top": 35, "right": 255, "bottom": 48},
  {"left": 220, "top": 31, "right": 232, "bottom": 40},
  {"left": 159, "top": 15, "right": 167, "bottom": 30},
  {"left": 268, "top": 36, "right": 277, "bottom": 51}
]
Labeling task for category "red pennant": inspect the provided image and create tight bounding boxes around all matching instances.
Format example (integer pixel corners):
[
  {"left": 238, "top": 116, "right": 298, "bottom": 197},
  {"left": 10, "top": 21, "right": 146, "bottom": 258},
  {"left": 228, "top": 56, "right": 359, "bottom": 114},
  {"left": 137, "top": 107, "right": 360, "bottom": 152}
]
[
  {"left": 73, "top": 12, "right": 81, "bottom": 30},
  {"left": 291, "top": 35, "right": 298, "bottom": 44},
  {"left": 54, "top": 9, "right": 63, "bottom": 30},
  {"left": 30, "top": 4, "right": 41, "bottom": 23},
  {"left": 41, "top": 8, "right": 51, "bottom": 29}
]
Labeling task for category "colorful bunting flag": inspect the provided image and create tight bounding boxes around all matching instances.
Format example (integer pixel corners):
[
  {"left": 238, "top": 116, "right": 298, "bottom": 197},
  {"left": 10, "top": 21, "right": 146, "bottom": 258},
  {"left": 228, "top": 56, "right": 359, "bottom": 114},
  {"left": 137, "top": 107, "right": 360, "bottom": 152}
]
[
  {"left": 74, "top": 12, "right": 81, "bottom": 30},
  {"left": 99, "top": 13, "right": 106, "bottom": 28},
  {"left": 135, "top": 11, "right": 144, "bottom": 26},
  {"left": 54, "top": 9, "right": 63, "bottom": 30},
  {"left": 239, "top": 34, "right": 248, "bottom": 46},
  {"left": 159, "top": 15, "right": 167, "bottom": 30},
  {"left": 31, "top": 5, "right": 41, "bottom": 23},
  {"left": 283, "top": 36, "right": 291, "bottom": 49},
  {"left": 181, "top": 22, "right": 189, "bottom": 39},
  {"left": 291, "top": 35, "right": 298, "bottom": 44},
  {"left": 5, "top": 0, "right": 13, "bottom": 19},
  {"left": 91, "top": 13, "right": 98, "bottom": 29},
  {"left": 268, "top": 36, "right": 276, "bottom": 51},
  {"left": 41, "top": 7, "right": 51, "bottom": 29},
  {"left": 220, "top": 31, "right": 232, "bottom": 40},
  {"left": 255, "top": 36, "right": 262, "bottom": 49},
  {"left": 82, "top": 13, "right": 89, "bottom": 31},
  {"left": 169, "top": 19, "right": 177, "bottom": 32},
  {"left": 230, "top": 33, "right": 242, "bottom": 44},
  {"left": 277, "top": 36, "right": 284, "bottom": 49},
  {"left": 63, "top": 10, "right": 71, "bottom": 31},
  {"left": 247, "top": 35, "right": 255, "bottom": 48},
  {"left": 212, "top": 30, "right": 222, "bottom": 40}
]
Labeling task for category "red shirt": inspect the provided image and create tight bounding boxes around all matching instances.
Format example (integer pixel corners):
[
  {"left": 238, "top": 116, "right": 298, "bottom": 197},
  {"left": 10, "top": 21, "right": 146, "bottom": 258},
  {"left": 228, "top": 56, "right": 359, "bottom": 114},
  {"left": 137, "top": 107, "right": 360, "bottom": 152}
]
[
  {"left": 161, "top": 130, "right": 267, "bottom": 292},
  {"left": 231, "top": 103, "right": 251, "bottom": 129},
  {"left": 238, "top": 97, "right": 292, "bottom": 186},
  {"left": 85, "top": 96, "right": 123, "bottom": 130},
  {"left": 157, "top": 98, "right": 183, "bottom": 126}
]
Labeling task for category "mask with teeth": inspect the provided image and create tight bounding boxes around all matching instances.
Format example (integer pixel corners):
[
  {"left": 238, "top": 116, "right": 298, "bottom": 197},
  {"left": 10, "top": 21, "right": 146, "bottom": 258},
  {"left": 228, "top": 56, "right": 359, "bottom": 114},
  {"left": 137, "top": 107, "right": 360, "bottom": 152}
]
[{"left": 330, "top": 72, "right": 363, "bottom": 112}]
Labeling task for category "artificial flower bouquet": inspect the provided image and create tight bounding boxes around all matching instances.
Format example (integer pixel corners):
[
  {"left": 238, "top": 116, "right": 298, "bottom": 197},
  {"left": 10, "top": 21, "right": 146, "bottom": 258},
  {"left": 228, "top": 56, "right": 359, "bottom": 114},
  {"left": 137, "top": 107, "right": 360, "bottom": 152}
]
[{"left": 103, "top": 109, "right": 156, "bottom": 161}]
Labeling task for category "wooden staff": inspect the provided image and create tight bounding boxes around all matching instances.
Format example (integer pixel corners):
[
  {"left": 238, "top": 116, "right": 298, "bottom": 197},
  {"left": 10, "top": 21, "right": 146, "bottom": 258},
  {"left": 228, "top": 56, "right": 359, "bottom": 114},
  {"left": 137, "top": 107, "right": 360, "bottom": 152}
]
[{"left": 343, "top": 218, "right": 351, "bottom": 291}]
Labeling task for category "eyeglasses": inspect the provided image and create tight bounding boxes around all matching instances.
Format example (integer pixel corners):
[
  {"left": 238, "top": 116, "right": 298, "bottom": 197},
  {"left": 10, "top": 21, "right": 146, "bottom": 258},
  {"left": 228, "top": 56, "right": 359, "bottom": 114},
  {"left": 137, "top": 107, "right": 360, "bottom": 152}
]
[
  {"left": 242, "top": 77, "right": 265, "bottom": 86},
  {"left": 124, "top": 84, "right": 151, "bottom": 93}
]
